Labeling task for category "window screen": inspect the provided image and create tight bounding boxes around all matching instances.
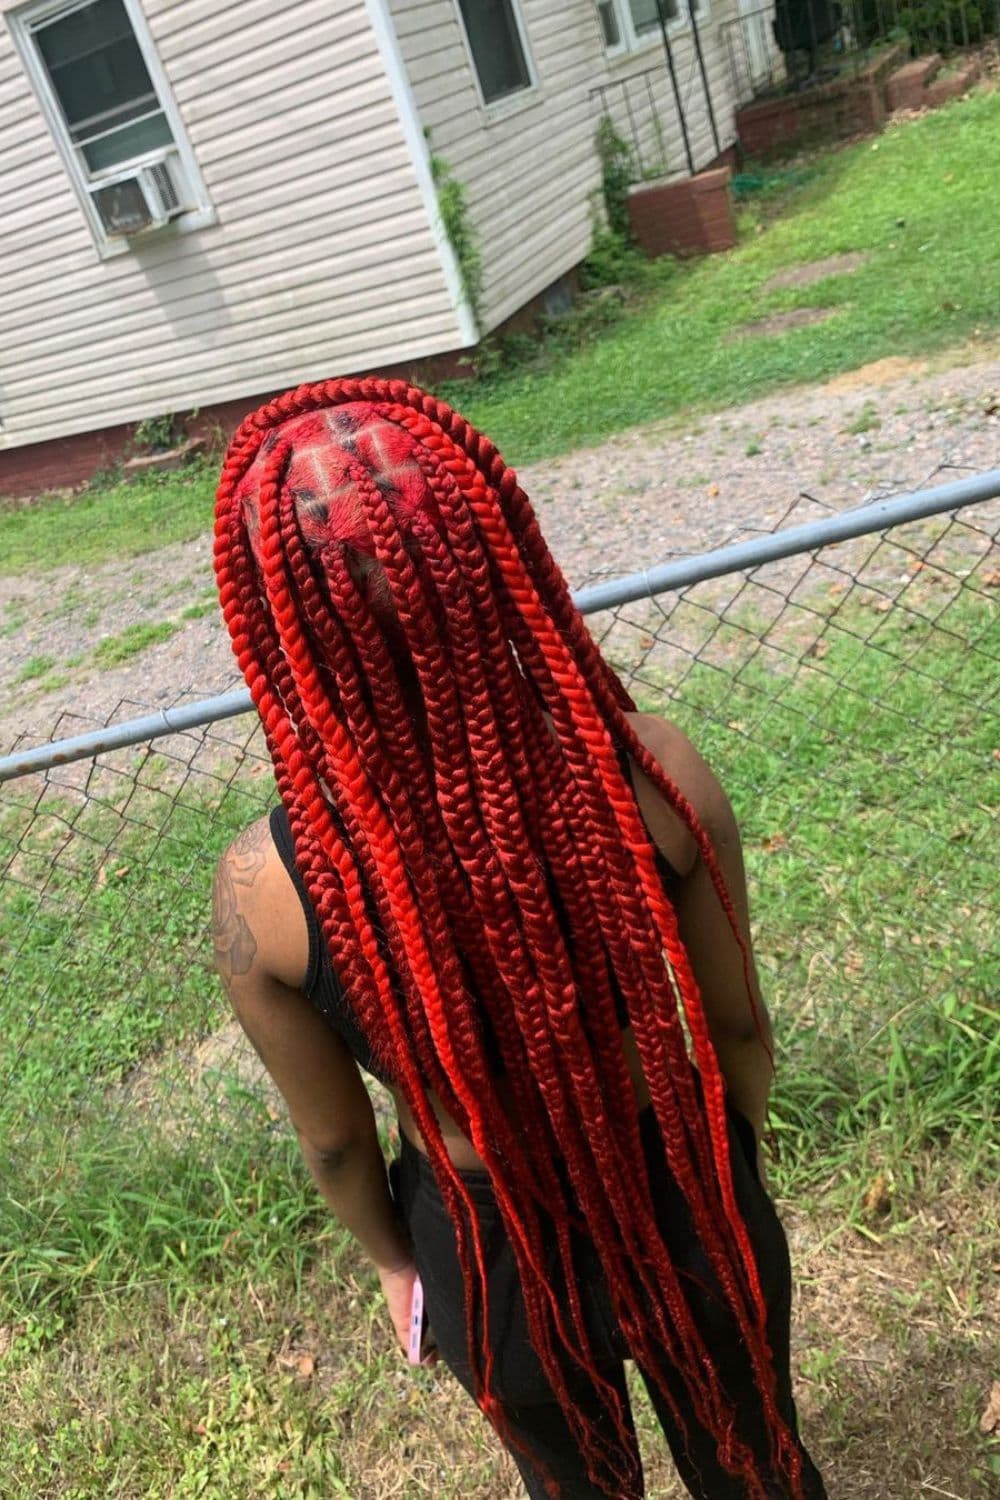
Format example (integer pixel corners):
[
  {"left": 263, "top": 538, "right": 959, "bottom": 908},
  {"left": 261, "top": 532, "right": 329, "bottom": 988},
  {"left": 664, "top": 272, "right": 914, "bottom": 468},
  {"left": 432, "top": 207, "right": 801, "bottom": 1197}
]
[
  {"left": 33, "top": 0, "right": 174, "bottom": 175},
  {"left": 629, "top": 0, "right": 678, "bottom": 31},
  {"left": 458, "top": 0, "right": 531, "bottom": 105},
  {"left": 596, "top": 1, "right": 622, "bottom": 47}
]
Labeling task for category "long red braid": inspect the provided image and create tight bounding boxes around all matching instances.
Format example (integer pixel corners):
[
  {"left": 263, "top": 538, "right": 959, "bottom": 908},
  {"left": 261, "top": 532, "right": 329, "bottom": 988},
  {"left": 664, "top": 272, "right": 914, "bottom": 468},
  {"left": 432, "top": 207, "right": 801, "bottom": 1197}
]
[{"left": 214, "top": 379, "right": 805, "bottom": 1498}]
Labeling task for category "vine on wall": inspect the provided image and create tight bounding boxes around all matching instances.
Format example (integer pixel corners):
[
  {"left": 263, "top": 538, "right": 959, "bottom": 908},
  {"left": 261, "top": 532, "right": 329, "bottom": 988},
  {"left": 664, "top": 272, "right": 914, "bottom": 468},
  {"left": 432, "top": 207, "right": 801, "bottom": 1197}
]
[
  {"left": 429, "top": 143, "right": 484, "bottom": 331},
  {"left": 595, "top": 115, "right": 636, "bottom": 240}
]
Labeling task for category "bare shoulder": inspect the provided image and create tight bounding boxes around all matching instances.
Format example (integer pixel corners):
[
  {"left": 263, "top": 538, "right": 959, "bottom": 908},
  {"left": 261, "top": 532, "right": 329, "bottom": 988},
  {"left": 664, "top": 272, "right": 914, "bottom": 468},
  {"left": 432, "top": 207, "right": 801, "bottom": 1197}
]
[
  {"left": 626, "top": 711, "right": 721, "bottom": 800},
  {"left": 212, "top": 814, "right": 309, "bottom": 991},
  {"left": 624, "top": 711, "right": 735, "bottom": 871}
]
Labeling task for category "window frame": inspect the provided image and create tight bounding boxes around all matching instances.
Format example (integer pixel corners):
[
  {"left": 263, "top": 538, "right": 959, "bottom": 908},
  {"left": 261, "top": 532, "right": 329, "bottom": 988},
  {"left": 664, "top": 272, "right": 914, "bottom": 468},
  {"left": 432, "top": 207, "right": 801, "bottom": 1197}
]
[
  {"left": 7, "top": 0, "right": 215, "bottom": 257},
  {"left": 598, "top": 0, "right": 710, "bottom": 60},
  {"left": 595, "top": 0, "right": 628, "bottom": 58},
  {"left": 453, "top": 0, "right": 540, "bottom": 120}
]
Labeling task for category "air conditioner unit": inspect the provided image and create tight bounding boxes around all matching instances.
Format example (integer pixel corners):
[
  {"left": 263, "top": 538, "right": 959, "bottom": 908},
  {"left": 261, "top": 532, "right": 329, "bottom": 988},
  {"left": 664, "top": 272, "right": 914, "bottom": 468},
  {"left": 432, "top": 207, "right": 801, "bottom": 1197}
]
[{"left": 89, "top": 153, "right": 185, "bottom": 238}]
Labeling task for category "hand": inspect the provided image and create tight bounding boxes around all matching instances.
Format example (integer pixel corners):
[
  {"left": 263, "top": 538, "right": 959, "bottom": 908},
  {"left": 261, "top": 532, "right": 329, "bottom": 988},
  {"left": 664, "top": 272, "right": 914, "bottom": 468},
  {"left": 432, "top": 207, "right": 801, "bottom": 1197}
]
[{"left": 377, "top": 1258, "right": 438, "bottom": 1365}]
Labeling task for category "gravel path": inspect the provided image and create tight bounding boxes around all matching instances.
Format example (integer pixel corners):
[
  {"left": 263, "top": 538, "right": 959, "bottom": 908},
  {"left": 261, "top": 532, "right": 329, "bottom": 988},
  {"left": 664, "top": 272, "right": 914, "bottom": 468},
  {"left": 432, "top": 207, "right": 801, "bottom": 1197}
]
[{"left": 2, "top": 345, "right": 998, "bottom": 754}]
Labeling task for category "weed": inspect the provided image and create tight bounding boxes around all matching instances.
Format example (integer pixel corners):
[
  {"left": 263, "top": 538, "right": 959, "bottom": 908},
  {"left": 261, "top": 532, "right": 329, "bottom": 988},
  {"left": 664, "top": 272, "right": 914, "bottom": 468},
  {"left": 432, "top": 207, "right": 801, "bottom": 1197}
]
[
  {"left": 579, "top": 228, "right": 646, "bottom": 290},
  {"left": 92, "top": 621, "right": 178, "bottom": 667},
  {"left": 131, "top": 412, "right": 180, "bottom": 452},
  {"left": 180, "top": 600, "right": 217, "bottom": 622},
  {"left": 846, "top": 400, "right": 882, "bottom": 435},
  {"left": 14, "top": 654, "right": 55, "bottom": 683},
  {"left": 85, "top": 462, "right": 123, "bottom": 492},
  {"left": 746, "top": 439, "right": 763, "bottom": 457},
  {"left": 0, "top": 601, "right": 28, "bottom": 639}
]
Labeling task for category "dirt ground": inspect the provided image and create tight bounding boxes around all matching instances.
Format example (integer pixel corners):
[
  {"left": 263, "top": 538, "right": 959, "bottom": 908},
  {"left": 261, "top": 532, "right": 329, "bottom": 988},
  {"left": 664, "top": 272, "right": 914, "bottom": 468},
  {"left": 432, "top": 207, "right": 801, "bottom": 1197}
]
[{"left": 2, "top": 339, "right": 998, "bottom": 751}]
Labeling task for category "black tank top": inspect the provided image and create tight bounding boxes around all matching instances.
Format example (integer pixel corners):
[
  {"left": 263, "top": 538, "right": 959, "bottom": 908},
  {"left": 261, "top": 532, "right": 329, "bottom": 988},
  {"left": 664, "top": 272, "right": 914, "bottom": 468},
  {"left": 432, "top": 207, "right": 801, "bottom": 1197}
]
[{"left": 268, "top": 752, "right": 682, "bottom": 1086}]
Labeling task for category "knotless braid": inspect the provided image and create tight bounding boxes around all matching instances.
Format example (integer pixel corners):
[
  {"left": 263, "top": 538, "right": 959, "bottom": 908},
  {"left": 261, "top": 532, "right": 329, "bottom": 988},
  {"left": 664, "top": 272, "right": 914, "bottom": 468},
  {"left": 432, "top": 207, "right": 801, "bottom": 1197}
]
[{"left": 214, "top": 379, "right": 806, "bottom": 1499}]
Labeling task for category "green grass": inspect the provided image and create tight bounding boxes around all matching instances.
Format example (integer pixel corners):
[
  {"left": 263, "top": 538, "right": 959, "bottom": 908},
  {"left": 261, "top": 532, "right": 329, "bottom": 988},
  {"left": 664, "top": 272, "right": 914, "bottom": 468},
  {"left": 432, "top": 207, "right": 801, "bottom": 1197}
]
[
  {"left": 1, "top": 600, "right": 29, "bottom": 639},
  {"left": 625, "top": 577, "right": 998, "bottom": 1199},
  {"left": 14, "top": 654, "right": 55, "bottom": 683},
  {"left": 0, "top": 772, "right": 269, "bottom": 1136},
  {"left": 442, "top": 89, "right": 1000, "bottom": 463},
  {"left": 34, "top": 671, "right": 71, "bottom": 694},
  {"left": 92, "top": 619, "right": 179, "bottom": 667},
  {"left": 180, "top": 599, "right": 217, "bottom": 622},
  {"left": 8, "top": 599, "right": 220, "bottom": 702},
  {"left": 0, "top": 460, "right": 216, "bottom": 576},
  {"left": 844, "top": 399, "right": 882, "bottom": 435}
]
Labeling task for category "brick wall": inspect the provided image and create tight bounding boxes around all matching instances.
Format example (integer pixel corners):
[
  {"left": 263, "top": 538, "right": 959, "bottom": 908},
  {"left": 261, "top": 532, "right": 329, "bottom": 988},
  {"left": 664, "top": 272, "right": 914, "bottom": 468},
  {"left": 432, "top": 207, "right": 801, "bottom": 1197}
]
[
  {"left": 628, "top": 168, "right": 737, "bottom": 260},
  {"left": 736, "top": 77, "right": 885, "bottom": 157},
  {"left": 735, "top": 42, "right": 910, "bottom": 158}
]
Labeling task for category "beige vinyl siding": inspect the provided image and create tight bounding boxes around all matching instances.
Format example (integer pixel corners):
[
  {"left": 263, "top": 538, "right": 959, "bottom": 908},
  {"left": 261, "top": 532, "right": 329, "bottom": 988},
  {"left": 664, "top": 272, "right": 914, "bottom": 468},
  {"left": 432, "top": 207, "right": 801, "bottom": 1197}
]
[
  {"left": 390, "top": 0, "right": 744, "bottom": 332},
  {"left": 0, "top": 0, "right": 463, "bottom": 450},
  {"left": 389, "top": 0, "right": 606, "bottom": 329}
]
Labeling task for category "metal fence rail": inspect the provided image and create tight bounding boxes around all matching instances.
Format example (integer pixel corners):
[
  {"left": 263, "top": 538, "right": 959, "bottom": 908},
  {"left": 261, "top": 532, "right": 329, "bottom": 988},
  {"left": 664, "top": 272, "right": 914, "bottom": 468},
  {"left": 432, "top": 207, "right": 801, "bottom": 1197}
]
[
  {"left": 3, "top": 467, "right": 997, "bottom": 784},
  {"left": 1, "top": 468, "right": 997, "bottom": 1253}
]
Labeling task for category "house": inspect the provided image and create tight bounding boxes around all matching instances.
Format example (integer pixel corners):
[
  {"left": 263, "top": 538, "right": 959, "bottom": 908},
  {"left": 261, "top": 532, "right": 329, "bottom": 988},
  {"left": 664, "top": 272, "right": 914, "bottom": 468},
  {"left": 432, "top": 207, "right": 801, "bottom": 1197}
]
[{"left": 0, "top": 0, "right": 754, "bottom": 494}]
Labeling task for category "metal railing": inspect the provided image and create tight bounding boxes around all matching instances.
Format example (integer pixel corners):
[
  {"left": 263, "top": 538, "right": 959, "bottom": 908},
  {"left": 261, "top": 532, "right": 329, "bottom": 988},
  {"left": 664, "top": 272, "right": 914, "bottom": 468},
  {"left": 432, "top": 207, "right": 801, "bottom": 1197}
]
[{"left": 591, "top": 64, "right": 682, "bottom": 184}]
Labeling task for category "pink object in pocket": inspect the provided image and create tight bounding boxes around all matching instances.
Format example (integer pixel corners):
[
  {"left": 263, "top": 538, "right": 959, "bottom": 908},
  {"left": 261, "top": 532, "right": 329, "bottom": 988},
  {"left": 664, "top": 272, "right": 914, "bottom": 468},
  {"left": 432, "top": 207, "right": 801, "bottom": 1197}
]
[{"left": 407, "top": 1275, "right": 425, "bottom": 1365}]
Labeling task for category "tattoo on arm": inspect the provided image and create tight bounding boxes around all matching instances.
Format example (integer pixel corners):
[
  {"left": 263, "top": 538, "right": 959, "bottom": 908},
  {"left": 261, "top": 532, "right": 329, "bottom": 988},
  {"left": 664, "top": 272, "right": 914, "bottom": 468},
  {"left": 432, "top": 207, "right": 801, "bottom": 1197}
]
[{"left": 212, "top": 820, "right": 271, "bottom": 983}]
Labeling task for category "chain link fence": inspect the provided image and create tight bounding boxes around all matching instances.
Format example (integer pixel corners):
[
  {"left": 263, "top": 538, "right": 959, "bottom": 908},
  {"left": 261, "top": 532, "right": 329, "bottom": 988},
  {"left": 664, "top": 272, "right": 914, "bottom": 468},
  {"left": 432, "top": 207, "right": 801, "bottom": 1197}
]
[{"left": 1, "top": 468, "right": 997, "bottom": 1331}]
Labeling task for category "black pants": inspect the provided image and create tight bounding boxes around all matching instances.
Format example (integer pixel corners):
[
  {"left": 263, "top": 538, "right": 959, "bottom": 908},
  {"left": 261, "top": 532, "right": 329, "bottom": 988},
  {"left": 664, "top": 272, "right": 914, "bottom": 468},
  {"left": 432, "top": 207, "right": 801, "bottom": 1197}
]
[{"left": 393, "top": 1100, "right": 827, "bottom": 1499}]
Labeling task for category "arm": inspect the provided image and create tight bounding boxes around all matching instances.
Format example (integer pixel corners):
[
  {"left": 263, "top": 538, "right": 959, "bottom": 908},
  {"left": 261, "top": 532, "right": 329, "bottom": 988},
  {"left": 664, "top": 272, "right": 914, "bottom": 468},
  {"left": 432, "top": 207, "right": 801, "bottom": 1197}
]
[
  {"left": 211, "top": 825, "right": 415, "bottom": 1330},
  {"left": 672, "top": 791, "right": 774, "bottom": 1142},
  {"left": 641, "top": 719, "right": 775, "bottom": 1142}
]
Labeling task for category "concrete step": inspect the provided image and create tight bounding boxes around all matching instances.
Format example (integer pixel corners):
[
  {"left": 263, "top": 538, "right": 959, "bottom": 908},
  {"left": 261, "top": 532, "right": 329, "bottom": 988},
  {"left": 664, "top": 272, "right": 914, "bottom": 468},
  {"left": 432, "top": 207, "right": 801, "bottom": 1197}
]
[
  {"left": 925, "top": 58, "right": 980, "bottom": 108},
  {"left": 885, "top": 54, "right": 942, "bottom": 113}
]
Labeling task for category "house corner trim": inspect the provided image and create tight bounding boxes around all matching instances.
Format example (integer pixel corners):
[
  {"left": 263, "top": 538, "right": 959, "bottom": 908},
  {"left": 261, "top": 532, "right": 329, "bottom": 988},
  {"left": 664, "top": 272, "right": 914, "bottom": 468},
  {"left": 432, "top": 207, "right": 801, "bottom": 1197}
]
[{"left": 364, "top": 0, "right": 480, "bottom": 349}]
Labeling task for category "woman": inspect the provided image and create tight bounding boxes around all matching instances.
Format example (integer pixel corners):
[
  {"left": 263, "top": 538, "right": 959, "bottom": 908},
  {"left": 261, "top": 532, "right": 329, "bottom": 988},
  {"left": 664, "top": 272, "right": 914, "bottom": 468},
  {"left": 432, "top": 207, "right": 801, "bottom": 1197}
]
[{"left": 211, "top": 379, "right": 827, "bottom": 1499}]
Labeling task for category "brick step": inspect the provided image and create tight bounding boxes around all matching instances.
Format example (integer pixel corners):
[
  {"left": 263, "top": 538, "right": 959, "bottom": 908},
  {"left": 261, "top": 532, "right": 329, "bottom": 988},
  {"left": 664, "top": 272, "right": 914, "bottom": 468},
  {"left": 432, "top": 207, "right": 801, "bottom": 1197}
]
[
  {"left": 857, "top": 40, "right": 911, "bottom": 87},
  {"left": 925, "top": 58, "right": 980, "bottom": 108},
  {"left": 885, "top": 54, "right": 942, "bottom": 112}
]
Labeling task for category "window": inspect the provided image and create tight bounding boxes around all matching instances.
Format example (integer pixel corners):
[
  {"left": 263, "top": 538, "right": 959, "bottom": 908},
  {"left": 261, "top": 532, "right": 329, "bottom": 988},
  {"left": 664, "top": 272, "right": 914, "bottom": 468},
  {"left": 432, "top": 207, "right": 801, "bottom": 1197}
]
[
  {"left": 596, "top": 0, "right": 702, "bottom": 53},
  {"left": 9, "top": 0, "right": 212, "bottom": 252},
  {"left": 628, "top": 0, "right": 677, "bottom": 33},
  {"left": 456, "top": 0, "right": 533, "bottom": 107},
  {"left": 596, "top": 1, "right": 622, "bottom": 49}
]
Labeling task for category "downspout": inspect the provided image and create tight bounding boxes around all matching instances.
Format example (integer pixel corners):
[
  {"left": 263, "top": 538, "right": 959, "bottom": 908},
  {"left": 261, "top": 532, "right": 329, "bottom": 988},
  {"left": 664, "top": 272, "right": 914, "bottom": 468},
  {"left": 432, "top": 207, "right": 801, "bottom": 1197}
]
[
  {"left": 687, "top": 3, "right": 723, "bottom": 158},
  {"left": 654, "top": 0, "right": 696, "bottom": 175},
  {"left": 364, "top": 0, "right": 479, "bottom": 346}
]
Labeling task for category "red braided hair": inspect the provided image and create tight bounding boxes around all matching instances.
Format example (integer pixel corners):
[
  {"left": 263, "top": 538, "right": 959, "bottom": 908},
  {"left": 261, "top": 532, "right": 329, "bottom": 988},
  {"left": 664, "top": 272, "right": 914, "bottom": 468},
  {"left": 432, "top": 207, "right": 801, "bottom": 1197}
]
[{"left": 214, "top": 380, "right": 804, "bottom": 1498}]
